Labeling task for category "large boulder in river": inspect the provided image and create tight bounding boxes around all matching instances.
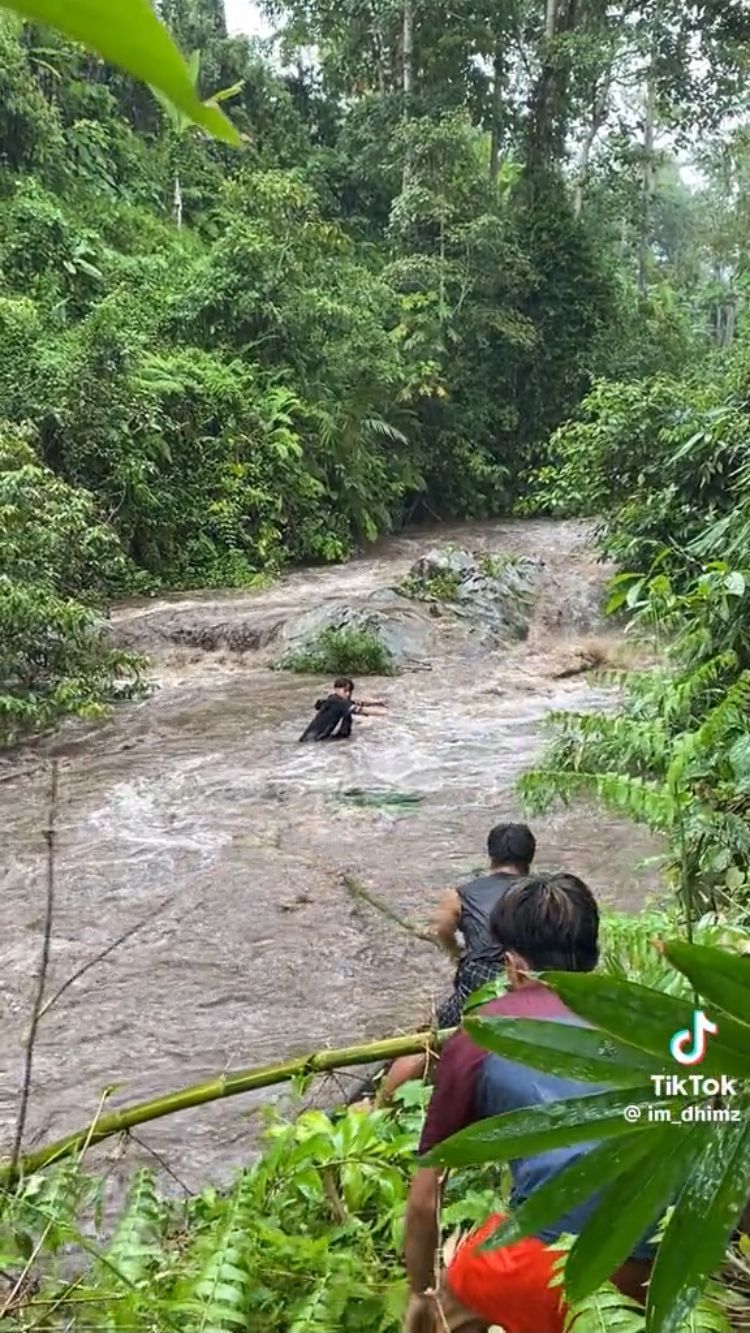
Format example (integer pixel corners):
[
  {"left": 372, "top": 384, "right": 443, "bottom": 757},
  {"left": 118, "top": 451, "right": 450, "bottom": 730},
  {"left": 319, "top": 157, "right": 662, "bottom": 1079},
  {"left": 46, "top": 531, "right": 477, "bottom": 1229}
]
[
  {"left": 399, "top": 546, "right": 542, "bottom": 644},
  {"left": 274, "top": 594, "right": 435, "bottom": 672},
  {"left": 274, "top": 547, "right": 542, "bottom": 672}
]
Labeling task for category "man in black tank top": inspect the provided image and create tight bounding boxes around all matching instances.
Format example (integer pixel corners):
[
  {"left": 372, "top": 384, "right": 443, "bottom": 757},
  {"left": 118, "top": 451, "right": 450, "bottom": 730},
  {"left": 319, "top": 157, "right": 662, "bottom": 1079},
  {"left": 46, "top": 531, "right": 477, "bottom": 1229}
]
[
  {"left": 376, "top": 822, "right": 536, "bottom": 1103},
  {"left": 433, "top": 822, "right": 536, "bottom": 1027}
]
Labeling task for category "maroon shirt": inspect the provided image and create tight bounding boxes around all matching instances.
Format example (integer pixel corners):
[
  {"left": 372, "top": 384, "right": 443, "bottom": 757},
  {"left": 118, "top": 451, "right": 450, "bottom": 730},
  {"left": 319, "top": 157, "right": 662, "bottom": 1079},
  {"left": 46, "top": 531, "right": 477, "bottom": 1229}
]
[{"left": 419, "top": 983, "right": 573, "bottom": 1155}]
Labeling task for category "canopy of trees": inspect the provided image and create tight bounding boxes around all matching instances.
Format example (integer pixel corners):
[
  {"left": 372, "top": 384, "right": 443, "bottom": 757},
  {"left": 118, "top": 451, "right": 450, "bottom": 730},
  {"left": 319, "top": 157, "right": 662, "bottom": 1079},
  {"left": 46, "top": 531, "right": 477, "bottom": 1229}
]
[{"left": 2, "top": 0, "right": 750, "bottom": 743}]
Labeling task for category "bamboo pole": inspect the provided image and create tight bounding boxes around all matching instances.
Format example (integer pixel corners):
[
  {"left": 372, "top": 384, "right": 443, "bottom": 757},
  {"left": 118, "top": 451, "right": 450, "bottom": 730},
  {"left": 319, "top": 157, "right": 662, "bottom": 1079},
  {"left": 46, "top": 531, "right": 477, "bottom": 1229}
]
[
  {"left": 341, "top": 873, "right": 439, "bottom": 947},
  {"left": 0, "top": 1027, "right": 454, "bottom": 1186}
]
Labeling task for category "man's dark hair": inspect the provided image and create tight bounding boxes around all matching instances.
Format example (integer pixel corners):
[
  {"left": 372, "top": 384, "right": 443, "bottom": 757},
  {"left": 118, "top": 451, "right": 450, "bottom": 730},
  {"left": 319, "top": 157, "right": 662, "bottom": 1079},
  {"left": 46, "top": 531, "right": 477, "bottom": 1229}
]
[
  {"left": 487, "top": 822, "right": 536, "bottom": 872},
  {"left": 334, "top": 677, "right": 354, "bottom": 693},
  {"left": 490, "top": 873, "right": 599, "bottom": 973}
]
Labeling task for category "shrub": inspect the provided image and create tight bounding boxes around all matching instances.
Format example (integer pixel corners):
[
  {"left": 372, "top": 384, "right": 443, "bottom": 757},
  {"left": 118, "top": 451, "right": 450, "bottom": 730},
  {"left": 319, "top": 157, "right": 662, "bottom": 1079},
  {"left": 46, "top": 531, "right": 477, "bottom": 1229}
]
[
  {"left": 281, "top": 623, "right": 396, "bottom": 676},
  {"left": 0, "top": 423, "right": 146, "bottom": 746},
  {"left": 0, "top": 579, "right": 145, "bottom": 747},
  {"left": 398, "top": 568, "right": 461, "bottom": 601}
]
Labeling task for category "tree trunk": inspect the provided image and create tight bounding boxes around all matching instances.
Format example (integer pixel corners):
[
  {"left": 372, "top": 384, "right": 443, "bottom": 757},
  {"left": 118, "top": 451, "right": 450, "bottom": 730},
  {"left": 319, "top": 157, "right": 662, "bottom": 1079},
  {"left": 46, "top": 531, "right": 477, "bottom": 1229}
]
[
  {"left": 620, "top": 213, "right": 628, "bottom": 261},
  {"left": 718, "top": 298, "right": 736, "bottom": 348},
  {"left": 573, "top": 78, "right": 610, "bottom": 218},
  {"left": 638, "top": 60, "right": 656, "bottom": 295},
  {"left": 439, "top": 208, "right": 446, "bottom": 314},
  {"left": 402, "top": 0, "right": 414, "bottom": 188},
  {"left": 173, "top": 171, "right": 183, "bottom": 229},
  {"left": 489, "top": 47, "right": 503, "bottom": 182},
  {"left": 0, "top": 1027, "right": 454, "bottom": 1184},
  {"left": 525, "top": 0, "right": 578, "bottom": 183}
]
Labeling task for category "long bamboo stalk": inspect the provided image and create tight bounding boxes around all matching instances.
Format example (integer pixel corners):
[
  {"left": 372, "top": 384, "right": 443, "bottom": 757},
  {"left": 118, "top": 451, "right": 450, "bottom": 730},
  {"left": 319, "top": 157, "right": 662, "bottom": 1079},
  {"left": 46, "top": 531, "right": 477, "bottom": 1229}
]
[{"left": 0, "top": 1027, "right": 453, "bottom": 1186}]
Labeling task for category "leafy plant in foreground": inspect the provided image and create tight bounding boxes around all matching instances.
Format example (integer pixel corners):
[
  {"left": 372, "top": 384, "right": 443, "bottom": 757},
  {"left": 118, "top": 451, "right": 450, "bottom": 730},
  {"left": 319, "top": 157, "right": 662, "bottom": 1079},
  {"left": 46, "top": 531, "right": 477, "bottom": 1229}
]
[
  {"left": 2, "top": 0, "right": 239, "bottom": 142},
  {"left": 2, "top": 912, "right": 749, "bottom": 1331},
  {"left": 426, "top": 938, "right": 750, "bottom": 1333},
  {"left": 0, "top": 1096, "right": 477, "bottom": 1332}
]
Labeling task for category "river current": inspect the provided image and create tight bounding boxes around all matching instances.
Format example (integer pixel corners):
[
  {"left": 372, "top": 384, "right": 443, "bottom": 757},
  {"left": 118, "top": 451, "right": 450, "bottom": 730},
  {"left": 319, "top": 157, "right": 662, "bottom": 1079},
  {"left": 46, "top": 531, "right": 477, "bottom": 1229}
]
[{"left": 0, "top": 518, "right": 660, "bottom": 1187}]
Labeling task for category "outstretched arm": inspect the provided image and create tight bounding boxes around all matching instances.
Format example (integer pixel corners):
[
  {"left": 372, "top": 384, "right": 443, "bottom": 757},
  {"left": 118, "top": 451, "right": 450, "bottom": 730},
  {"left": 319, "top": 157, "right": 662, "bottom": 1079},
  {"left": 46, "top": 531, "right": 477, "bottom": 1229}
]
[{"left": 432, "top": 888, "right": 462, "bottom": 961}]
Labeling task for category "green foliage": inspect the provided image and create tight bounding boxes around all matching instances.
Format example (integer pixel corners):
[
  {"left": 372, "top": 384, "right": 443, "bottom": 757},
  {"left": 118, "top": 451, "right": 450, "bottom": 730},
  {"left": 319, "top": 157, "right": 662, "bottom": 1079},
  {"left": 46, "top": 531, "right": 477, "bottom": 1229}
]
[
  {"left": 521, "top": 328, "right": 750, "bottom": 910},
  {"left": 3, "top": 0, "right": 239, "bottom": 142},
  {"left": 281, "top": 623, "right": 396, "bottom": 676},
  {"left": 528, "top": 370, "right": 748, "bottom": 569},
  {"left": 561, "top": 1264, "right": 730, "bottom": 1333},
  {"left": 428, "top": 937, "right": 750, "bottom": 1333},
  {"left": 0, "top": 0, "right": 663, "bottom": 742},
  {"left": 0, "top": 1098, "right": 475, "bottom": 1332},
  {"left": 0, "top": 423, "right": 140, "bottom": 599},
  {"left": 1, "top": 910, "right": 747, "bottom": 1331},
  {"left": 0, "top": 579, "right": 145, "bottom": 746},
  {"left": 0, "top": 422, "right": 145, "bottom": 745},
  {"left": 398, "top": 568, "right": 461, "bottom": 602}
]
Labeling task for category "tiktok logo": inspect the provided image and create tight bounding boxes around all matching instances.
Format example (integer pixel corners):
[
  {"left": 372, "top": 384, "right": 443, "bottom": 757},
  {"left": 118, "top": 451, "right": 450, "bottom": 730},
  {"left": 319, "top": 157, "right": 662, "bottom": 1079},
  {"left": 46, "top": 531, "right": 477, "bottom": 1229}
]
[{"left": 669, "top": 1010, "right": 719, "bottom": 1066}]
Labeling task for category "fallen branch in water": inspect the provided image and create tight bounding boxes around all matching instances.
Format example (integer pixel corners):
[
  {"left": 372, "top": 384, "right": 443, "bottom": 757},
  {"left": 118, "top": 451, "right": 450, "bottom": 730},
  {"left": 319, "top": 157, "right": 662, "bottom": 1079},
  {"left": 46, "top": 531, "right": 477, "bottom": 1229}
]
[
  {"left": 0, "top": 1027, "right": 454, "bottom": 1185},
  {"left": 10, "top": 762, "right": 59, "bottom": 1175},
  {"left": 39, "top": 895, "right": 178, "bottom": 1020},
  {"left": 341, "top": 873, "right": 439, "bottom": 947}
]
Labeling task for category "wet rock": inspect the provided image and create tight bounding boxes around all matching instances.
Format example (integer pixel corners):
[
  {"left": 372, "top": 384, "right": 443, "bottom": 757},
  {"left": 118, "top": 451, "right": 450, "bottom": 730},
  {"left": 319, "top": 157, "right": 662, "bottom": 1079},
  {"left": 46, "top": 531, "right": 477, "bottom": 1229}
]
[
  {"left": 400, "top": 546, "right": 543, "bottom": 646},
  {"left": 109, "top": 603, "right": 287, "bottom": 653},
  {"left": 108, "top": 546, "right": 543, "bottom": 665},
  {"left": 274, "top": 593, "right": 435, "bottom": 670}
]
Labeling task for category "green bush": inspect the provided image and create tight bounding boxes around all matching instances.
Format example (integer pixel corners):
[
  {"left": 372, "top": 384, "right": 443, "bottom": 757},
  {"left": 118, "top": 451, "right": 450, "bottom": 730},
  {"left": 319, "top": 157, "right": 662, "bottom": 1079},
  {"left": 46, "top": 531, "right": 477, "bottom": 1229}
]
[
  {"left": 528, "top": 371, "right": 750, "bottom": 572},
  {"left": 281, "top": 624, "right": 396, "bottom": 676},
  {"left": 0, "top": 579, "right": 145, "bottom": 747},
  {"left": 0, "top": 423, "right": 146, "bottom": 745},
  {"left": 398, "top": 568, "right": 461, "bottom": 601}
]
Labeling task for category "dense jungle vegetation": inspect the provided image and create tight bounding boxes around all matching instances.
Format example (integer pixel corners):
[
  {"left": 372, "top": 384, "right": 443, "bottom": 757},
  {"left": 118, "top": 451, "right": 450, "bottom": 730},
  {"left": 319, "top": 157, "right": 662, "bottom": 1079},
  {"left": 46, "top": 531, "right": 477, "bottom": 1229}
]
[
  {"left": 4, "top": 3, "right": 750, "bottom": 1331},
  {"left": 3, "top": 0, "right": 750, "bottom": 742}
]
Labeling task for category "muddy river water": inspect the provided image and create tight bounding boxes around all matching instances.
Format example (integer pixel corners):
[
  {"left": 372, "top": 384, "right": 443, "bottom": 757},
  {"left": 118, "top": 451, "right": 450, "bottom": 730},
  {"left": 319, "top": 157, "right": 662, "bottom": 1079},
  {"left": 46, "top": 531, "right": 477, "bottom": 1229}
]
[{"left": 0, "top": 519, "right": 661, "bottom": 1187}]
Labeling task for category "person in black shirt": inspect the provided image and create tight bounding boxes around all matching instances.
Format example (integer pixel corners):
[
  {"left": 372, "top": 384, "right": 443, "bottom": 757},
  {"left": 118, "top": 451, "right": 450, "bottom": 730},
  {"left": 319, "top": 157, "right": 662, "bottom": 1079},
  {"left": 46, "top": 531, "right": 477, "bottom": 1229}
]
[
  {"left": 432, "top": 821, "right": 537, "bottom": 1025},
  {"left": 368, "top": 823, "right": 537, "bottom": 1105},
  {"left": 298, "top": 677, "right": 385, "bottom": 742}
]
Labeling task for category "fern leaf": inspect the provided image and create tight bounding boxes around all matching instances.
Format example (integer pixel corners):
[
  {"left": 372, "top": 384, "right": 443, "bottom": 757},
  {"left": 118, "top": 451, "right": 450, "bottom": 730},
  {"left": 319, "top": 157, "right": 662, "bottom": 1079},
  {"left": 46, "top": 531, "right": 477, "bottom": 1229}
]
[
  {"left": 176, "top": 1171, "right": 257, "bottom": 1332},
  {"left": 520, "top": 768, "right": 677, "bottom": 829},
  {"left": 103, "top": 1167, "right": 168, "bottom": 1287},
  {"left": 17, "top": 1161, "right": 92, "bottom": 1253},
  {"left": 565, "top": 1282, "right": 645, "bottom": 1332}
]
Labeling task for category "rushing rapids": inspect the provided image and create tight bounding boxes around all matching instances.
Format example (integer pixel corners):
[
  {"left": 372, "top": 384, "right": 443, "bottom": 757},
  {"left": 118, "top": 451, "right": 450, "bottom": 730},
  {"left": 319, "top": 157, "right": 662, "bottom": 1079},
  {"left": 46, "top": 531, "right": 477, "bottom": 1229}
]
[{"left": 0, "top": 518, "right": 661, "bottom": 1187}]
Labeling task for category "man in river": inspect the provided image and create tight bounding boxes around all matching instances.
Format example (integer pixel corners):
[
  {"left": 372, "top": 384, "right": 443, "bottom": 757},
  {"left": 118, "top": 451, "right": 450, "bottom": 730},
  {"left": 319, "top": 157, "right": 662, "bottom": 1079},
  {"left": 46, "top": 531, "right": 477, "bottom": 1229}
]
[
  {"left": 377, "top": 822, "right": 536, "bottom": 1100},
  {"left": 298, "top": 678, "right": 386, "bottom": 742},
  {"left": 402, "top": 873, "right": 655, "bottom": 1333}
]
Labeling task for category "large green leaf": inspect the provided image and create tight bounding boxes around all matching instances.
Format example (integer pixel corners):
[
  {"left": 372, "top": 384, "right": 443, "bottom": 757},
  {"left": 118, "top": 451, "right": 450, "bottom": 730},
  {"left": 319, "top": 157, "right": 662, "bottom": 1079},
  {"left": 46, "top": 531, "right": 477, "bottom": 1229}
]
[
  {"left": 480, "top": 1129, "right": 658, "bottom": 1252},
  {"left": 543, "top": 972, "right": 750, "bottom": 1076},
  {"left": 647, "top": 1117, "right": 750, "bottom": 1333},
  {"left": 3, "top": 0, "right": 239, "bottom": 144},
  {"left": 423, "top": 1087, "right": 667, "bottom": 1168},
  {"left": 464, "top": 1016, "right": 664, "bottom": 1087},
  {"left": 662, "top": 941, "right": 750, "bottom": 1028},
  {"left": 565, "top": 1125, "right": 709, "bottom": 1302}
]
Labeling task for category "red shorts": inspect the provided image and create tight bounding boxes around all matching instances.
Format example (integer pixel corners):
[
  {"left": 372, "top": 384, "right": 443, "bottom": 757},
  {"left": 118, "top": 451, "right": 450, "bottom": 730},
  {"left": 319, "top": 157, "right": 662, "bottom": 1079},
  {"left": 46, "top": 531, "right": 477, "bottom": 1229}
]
[{"left": 445, "top": 1213, "right": 566, "bottom": 1333}]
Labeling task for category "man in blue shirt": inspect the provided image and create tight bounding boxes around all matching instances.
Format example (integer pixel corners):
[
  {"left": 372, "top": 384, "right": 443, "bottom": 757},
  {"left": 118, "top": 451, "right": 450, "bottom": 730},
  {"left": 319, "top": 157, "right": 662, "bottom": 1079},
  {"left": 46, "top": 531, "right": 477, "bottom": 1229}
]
[{"left": 403, "top": 873, "right": 655, "bottom": 1333}]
